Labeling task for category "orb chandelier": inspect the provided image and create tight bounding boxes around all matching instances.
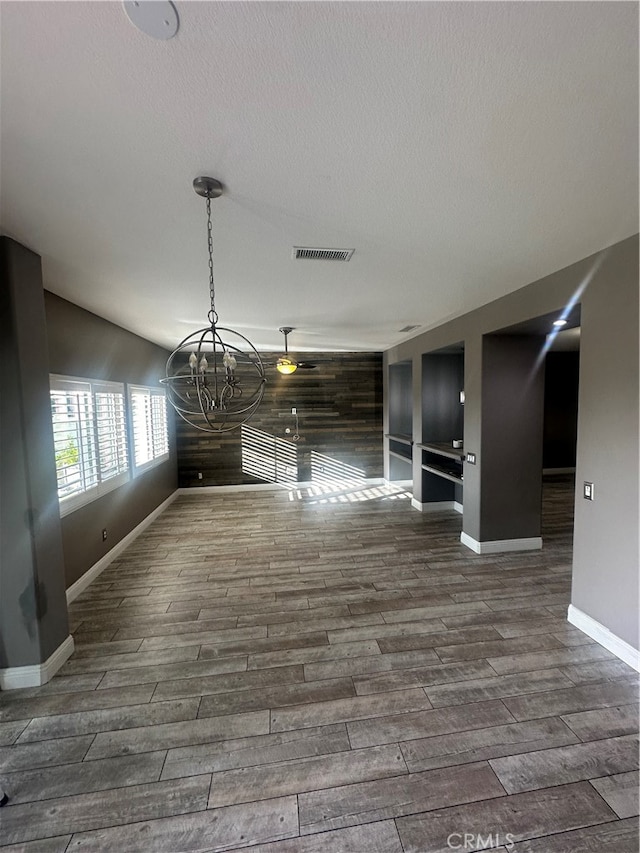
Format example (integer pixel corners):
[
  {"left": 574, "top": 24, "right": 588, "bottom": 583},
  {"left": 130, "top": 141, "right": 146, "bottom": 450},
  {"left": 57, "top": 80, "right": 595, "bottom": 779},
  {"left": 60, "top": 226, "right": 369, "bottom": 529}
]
[{"left": 161, "top": 177, "right": 266, "bottom": 432}]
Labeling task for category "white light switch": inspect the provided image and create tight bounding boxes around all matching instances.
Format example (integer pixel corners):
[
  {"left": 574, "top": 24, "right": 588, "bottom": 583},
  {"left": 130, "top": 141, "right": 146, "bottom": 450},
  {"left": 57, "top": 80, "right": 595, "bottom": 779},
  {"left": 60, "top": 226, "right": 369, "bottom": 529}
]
[{"left": 583, "top": 481, "right": 594, "bottom": 501}]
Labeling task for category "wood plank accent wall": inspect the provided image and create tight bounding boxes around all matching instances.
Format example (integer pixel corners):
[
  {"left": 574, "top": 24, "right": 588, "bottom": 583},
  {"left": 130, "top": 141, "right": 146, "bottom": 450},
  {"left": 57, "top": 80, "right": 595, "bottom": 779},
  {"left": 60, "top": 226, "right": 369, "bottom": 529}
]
[{"left": 176, "top": 352, "right": 383, "bottom": 487}]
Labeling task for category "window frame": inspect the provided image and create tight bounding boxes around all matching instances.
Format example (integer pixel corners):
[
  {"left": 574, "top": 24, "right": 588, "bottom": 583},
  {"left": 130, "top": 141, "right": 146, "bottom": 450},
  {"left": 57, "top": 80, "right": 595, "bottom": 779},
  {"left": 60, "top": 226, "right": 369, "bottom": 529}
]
[{"left": 50, "top": 375, "right": 130, "bottom": 517}]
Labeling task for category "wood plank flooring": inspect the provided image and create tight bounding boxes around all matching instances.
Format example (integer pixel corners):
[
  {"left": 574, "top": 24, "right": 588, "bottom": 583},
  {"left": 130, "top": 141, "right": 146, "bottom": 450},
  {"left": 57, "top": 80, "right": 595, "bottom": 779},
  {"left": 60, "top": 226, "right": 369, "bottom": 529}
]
[{"left": 1, "top": 475, "right": 638, "bottom": 851}]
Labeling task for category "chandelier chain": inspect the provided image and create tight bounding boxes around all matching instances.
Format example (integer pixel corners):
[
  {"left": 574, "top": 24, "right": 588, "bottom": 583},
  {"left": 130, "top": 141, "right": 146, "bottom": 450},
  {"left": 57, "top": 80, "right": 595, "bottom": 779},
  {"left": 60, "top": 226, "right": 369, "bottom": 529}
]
[{"left": 206, "top": 193, "right": 217, "bottom": 325}]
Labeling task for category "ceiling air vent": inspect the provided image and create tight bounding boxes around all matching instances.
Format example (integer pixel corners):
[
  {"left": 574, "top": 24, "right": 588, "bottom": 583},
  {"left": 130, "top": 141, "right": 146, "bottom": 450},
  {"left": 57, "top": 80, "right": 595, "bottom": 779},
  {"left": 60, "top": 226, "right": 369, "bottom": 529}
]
[
  {"left": 399, "top": 325, "right": 420, "bottom": 333},
  {"left": 292, "top": 247, "right": 355, "bottom": 261}
]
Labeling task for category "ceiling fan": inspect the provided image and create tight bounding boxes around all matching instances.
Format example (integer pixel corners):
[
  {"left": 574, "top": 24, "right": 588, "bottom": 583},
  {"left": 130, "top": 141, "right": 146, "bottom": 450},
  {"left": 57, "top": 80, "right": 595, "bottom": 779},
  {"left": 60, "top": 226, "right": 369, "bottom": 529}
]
[{"left": 275, "top": 327, "right": 317, "bottom": 374}]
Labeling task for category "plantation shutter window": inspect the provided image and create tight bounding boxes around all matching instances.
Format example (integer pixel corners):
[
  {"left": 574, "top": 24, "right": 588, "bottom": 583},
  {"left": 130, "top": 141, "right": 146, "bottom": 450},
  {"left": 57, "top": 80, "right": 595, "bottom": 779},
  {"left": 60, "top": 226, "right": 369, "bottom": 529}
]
[
  {"left": 129, "top": 385, "right": 169, "bottom": 473},
  {"left": 50, "top": 377, "right": 129, "bottom": 515}
]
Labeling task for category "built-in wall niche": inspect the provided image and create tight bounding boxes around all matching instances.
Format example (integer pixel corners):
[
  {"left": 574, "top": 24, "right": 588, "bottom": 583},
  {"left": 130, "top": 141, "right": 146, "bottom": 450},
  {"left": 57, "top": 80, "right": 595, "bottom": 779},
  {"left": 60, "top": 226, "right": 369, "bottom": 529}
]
[
  {"left": 418, "top": 345, "right": 464, "bottom": 506},
  {"left": 387, "top": 360, "right": 413, "bottom": 481}
]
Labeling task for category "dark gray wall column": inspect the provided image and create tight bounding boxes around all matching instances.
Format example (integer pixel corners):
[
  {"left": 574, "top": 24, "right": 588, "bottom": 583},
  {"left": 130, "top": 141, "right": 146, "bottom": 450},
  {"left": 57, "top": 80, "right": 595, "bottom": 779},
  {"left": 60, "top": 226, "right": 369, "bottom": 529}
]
[
  {"left": 0, "top": 237, "right": 70, "bottom": 671},
  {"left": 476, "top": 335, "right": 545, "bottom": 543}
]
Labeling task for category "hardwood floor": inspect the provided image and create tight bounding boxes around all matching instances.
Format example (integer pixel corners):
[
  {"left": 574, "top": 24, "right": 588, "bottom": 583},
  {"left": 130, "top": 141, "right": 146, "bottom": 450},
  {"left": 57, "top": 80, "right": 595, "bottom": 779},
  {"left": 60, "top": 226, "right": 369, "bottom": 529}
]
[{"left": 1, "top": 476, "right": 638, "bottom": 851}]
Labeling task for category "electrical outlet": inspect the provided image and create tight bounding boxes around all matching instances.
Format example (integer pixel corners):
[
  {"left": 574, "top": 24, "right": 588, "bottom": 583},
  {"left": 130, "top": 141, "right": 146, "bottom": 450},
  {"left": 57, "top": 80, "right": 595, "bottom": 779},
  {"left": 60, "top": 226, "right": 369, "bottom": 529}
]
[
  {"left": 465, "top": 452, "right": 476, "bottom": 465},
  {"left": 102, "top": 529, "right": 108, "bottom": 541},
  {"left": 583, "top": 481, "right": 594, "bottom": 501},
  {"left": 198, "top": 472, "right": 203, "bottom": 480}
]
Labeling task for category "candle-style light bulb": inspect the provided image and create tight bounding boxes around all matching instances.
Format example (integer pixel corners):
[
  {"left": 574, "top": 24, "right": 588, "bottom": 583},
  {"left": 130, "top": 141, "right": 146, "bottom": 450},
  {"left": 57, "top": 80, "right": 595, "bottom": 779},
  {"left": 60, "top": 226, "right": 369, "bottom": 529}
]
[
  {"left": 189, "top": 352, "right": 197, "bottom": 372},
  {"left": 223, "top": 351, "right": 237, "bottom": 371},
  {"left": 199, "top": 355, "right": 208, "bottom": 373}
]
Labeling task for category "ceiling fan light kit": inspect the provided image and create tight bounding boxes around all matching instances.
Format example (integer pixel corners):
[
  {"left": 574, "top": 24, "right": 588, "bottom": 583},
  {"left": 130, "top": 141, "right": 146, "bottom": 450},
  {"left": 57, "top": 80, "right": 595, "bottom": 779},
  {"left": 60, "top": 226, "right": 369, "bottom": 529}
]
[
  {"left": 276, "top": 358, "right": 298, "bottom": 375},
  {"left": 161, "top": 177, "right": 266, "bottom": 433},
  {"left": 276, "top": 327, "right": 298, "bottom": 375}
]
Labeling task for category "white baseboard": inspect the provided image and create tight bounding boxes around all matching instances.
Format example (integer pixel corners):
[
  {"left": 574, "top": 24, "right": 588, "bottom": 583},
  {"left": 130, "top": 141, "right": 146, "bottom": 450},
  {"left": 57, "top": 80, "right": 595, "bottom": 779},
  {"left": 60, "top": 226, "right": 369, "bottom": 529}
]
[
  {"left": 543, "top": 467, "right": 576, "bottom": 475},
  {"left": 412, "top": 499, "right": 459, "bottom": 513},
  {"left": 453, "top": 501, "right": 463, "bottom": 515},
  {"left": 460, "top": 532, "right": 543, "bottom": 554},
  {"left": 567, "top": 605, "right": 640, "bottom": 672},
  {"left": 66, "top": 491, "right": 179, "bottom": 604},
  {"left": 0, "top": 635, "right": 75, "bottom": 690}
]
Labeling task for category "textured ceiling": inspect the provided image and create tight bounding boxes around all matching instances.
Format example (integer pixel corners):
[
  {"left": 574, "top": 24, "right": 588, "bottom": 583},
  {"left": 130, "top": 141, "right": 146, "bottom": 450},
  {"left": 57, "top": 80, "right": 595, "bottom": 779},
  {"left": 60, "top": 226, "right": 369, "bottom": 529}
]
[{"left": 1, "top": 1, "right": 637, "bottom": 352}]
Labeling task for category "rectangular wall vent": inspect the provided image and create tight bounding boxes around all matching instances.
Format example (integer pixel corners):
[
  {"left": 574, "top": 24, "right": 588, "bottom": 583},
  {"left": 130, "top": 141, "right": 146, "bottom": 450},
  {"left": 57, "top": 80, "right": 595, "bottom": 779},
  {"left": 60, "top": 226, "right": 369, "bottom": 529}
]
[
  {"left": 399, "top": 325, "right": 420, "bottom": 333},
  {"left": 292, "top": 247, "right": 354, "bottom": 261}
]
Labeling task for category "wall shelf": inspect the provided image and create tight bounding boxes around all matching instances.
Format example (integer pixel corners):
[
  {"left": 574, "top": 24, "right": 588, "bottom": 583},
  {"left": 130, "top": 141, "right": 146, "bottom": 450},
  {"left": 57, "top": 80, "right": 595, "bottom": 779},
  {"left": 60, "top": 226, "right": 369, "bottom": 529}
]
[
  {"left": 387, "top": 434, "right": 413, "bottom": 464},
  {"left": 390, "top": 449, "right": 413, "bottom": 464},
  {"left": 421, "top": 462, "right": 463, "bottom": 485},
  {"left": 386, "top": 433, "right": 413, "bottom": 446}
]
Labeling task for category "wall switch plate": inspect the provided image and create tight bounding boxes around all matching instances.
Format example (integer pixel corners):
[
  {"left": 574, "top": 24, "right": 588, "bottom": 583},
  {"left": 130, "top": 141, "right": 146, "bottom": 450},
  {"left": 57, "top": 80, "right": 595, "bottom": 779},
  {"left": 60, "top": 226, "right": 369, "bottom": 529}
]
[
  {"left": 102, "top": 529, "right": 108, "bottom": 541},
  {"left": 291, "top": 407, "right": 297, "bottom": 415},
  {"left": 198, "top": 472, "right": 203, "bottom": 480},
  {"left": 583, "top": 481, "right": 594, "bottom": 500},
  {"left": 466, "top": 452, "right": 477, "bottom": 465}
]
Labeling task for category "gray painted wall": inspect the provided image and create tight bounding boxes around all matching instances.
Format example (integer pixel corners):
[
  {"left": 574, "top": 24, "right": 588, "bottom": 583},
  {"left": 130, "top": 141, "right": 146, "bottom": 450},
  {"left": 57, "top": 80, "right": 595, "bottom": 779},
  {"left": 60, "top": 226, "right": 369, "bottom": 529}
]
[
  {"left": 0, "top": 238, "right": 69, "bottom": 668},
  {"left": 44, "top": 293, "right": 178, "bottom": 588},
  {"left": 385, "top": 234, "right": 639, "bottom": 652},
  {"left": 572, "top": 238, "right": 639, "bottom": 648}
]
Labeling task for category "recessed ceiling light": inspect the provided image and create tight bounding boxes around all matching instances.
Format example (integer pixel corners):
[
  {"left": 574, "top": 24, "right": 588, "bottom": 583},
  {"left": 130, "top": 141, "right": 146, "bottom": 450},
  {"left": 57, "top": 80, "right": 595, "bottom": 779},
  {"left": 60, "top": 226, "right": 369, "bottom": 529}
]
[
  {"left": 123, "top": 1, "right": 179, "bottom": 41},
  {"left": 553, "top": 319, "right": 568, "bottom": 327}
]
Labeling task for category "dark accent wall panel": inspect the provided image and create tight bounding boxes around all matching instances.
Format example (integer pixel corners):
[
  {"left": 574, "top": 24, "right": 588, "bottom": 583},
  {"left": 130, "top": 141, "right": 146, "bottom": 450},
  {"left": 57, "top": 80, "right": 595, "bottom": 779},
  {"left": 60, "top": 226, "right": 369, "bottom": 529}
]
[
  {"left": 176, "top": 353, "right": 383, "bottom": 487},
  {"left": 543, "top": 351, "right": 579, "bottom": 468},
  {"left": 480, "top": 334, "right": 545, "bottom": 541},
  {"left": 44, "top": 292, "right": 178, "bottom": 587},
  {"left": 421, "top": 353, "right": 464, "bottom": 442}
]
